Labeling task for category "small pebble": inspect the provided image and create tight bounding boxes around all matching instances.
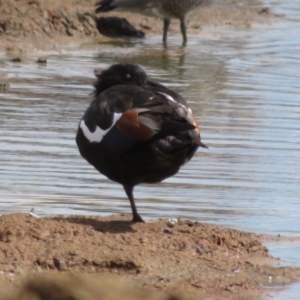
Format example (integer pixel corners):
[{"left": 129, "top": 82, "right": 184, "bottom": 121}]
[
  {"left": 162, "top": 228, "right": 173, "bottom": 234},
  {"left": 37, "top": 58, "right": 47, "bottom": 65},
  {"left": 0, "top": 82, "right": 9, "bottom": 91},
  {"left": 29, "top": 208, "right": 40, "bottom": 218},
  {"left": 185, "top": 220, "right": 194, "bottom": 227},
  {"left": 258, "top": 7, "right": 270, "bottom": 15},
  {"left": 10, "top": 57, "right": 21, "bottom": 62},
  {"left": 167, "top": 218, "right": 178, "bottom": 228}
]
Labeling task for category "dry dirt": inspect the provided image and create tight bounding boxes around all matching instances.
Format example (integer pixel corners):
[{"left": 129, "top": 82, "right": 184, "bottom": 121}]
[
  {"left": 0, "top": 1, "right": 296, "bottom": 300},
  {"left": 0, "top": 213, "right": 299, "bottom": 300}
]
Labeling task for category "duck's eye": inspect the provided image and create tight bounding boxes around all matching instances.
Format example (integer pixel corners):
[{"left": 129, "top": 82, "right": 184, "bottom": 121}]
[{"left": 126, "top": 74, "right": 131, "bottom": 79}]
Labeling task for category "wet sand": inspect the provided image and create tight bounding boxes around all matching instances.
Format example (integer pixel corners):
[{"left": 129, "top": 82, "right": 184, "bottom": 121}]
[{"left": 0, "top": 213, "right": 300, "bottom": 300}]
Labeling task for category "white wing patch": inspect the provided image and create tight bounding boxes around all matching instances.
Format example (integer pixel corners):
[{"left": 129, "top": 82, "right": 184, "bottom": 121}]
[
  {"left": 139, "top": 115, "right": 160, "bottom": 131},
  {"left": 157, "top": 92, "right": 197, "bottom": 126},
  {"left": 80, "top": 113, "right": 122, "bottom": 143},
  {"left": 156, "top": 92, "right": 176, "bottom": 102}
]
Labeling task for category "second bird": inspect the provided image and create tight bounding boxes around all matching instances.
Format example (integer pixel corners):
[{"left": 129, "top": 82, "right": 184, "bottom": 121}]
[{"left": 95, "top": 0, "right": 212, "bottom": 45}]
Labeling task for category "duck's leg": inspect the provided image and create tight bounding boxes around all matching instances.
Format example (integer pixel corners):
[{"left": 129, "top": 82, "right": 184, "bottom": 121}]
[
  {"left": 180, "top": 17, "right": 187, "bottom": 46},
  {"left": 163, "top": 19, "right": 170, "bottom": 45},
  {"left": 123, "top": 184, "right": 144, "bottom": 222}
]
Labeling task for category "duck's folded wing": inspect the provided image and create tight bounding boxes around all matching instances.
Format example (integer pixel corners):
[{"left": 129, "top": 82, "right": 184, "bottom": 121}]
[{"left": 81, "top": 85, "right": 201, "bottom": 154}]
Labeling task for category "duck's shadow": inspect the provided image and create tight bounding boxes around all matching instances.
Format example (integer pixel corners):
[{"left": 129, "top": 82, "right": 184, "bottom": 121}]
[{"left": 59, "top": 216, "right": 135, "bottom": 234}]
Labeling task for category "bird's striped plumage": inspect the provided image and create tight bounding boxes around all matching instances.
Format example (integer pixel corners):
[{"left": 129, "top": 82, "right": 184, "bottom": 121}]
[{"left": 95, "top": 0, "right": 212, "bottom": 45}]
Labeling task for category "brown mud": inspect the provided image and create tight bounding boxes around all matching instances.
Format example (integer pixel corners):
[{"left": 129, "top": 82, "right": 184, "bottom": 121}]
[{"left": 0, "top": 213, "right": 300, "bottom": 300}]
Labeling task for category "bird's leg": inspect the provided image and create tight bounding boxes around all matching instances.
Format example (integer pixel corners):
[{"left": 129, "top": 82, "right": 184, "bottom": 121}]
[
  {"left": 180, "top": 17, "right": 187, "bottom": 46},
  {"left": 163, "top": 19, "right": 170, "bottom": 45},
  {"left": 123, "top": 185, "right": 144, "bottom": 223}
]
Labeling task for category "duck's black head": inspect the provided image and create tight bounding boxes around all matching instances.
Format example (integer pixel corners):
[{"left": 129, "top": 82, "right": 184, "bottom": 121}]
[{"left": 93, "top": 64, "right": 148, "bottom": 97}]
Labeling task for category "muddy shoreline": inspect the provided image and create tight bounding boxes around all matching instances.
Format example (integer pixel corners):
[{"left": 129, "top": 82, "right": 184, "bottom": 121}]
[
  {"left": 0, "top": 213, "right": 300, "bottom": 300},
  {"left": 0, "top": 0, "right": 280, "bottom": 52}
]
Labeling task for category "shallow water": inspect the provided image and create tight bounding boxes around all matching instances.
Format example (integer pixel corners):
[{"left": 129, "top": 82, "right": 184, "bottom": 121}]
[{"left": 0, "top": 0, "right": 300, "bottom": 298}]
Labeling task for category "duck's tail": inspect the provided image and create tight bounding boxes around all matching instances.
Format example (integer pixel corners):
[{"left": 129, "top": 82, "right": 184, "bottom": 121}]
[{"left": 199, "top": 141, "right": 208, "bottom": 149}]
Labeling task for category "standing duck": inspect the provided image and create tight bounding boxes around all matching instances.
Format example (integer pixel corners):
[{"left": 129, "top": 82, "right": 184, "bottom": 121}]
[
  {"left": 95, "top": 0, "right": 212, "bottom": 45},
  {"left": 76, "top": 64, "right": 207, "bottom": 222}
]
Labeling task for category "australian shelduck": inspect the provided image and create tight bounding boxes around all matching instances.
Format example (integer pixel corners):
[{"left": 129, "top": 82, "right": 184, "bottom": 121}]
[{"left": 76, "top": 64, "right": 207, "bottom": 222}]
